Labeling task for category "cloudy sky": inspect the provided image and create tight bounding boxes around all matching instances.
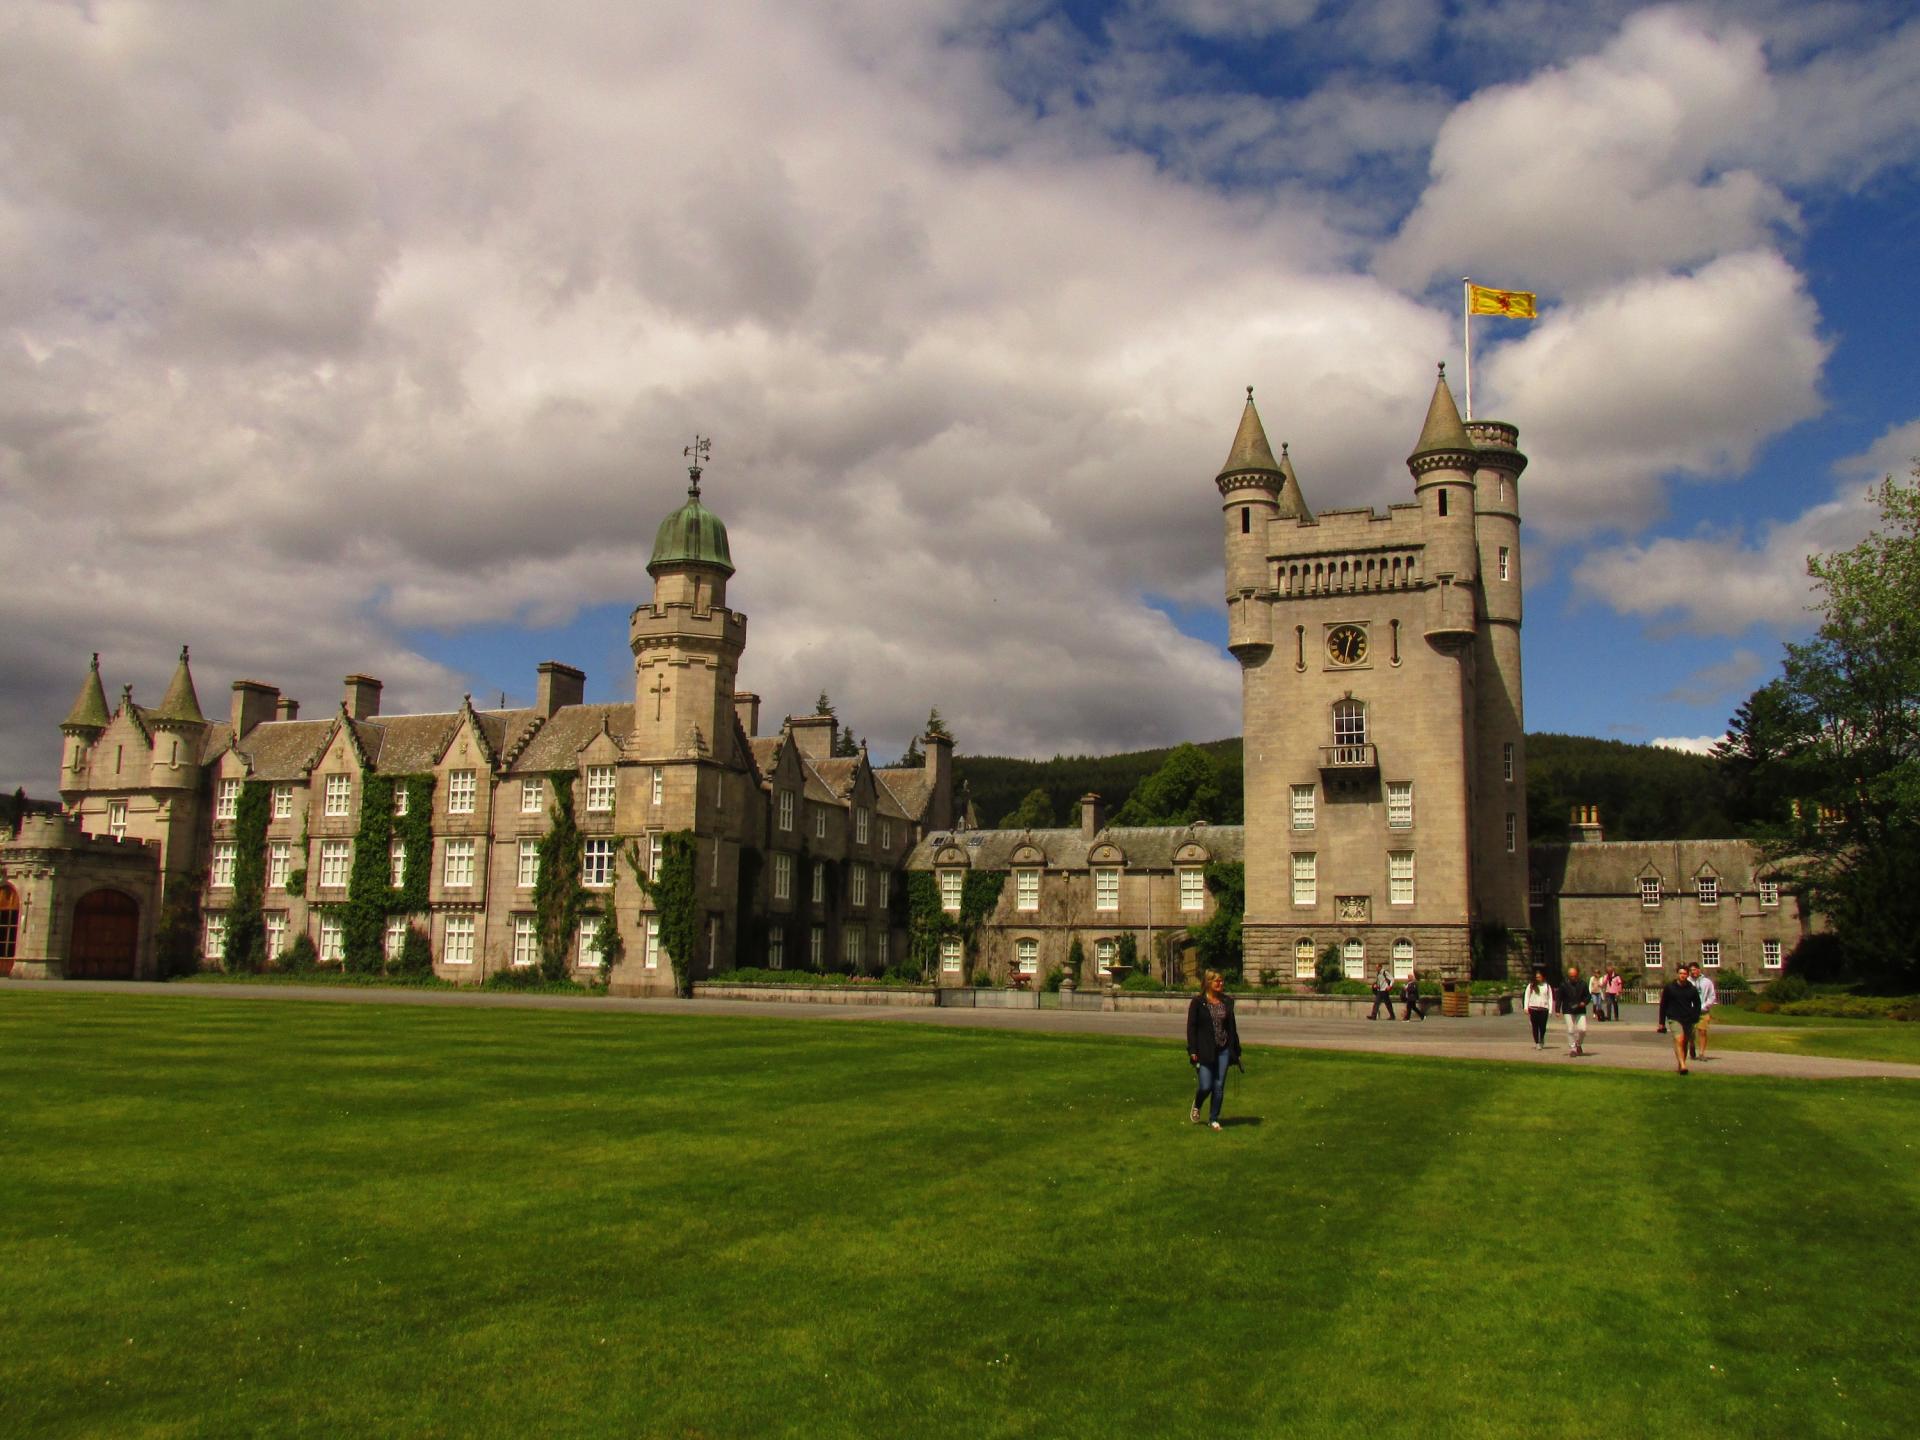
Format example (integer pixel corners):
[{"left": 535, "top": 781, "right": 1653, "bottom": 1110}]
[{"left": 4, "top": 0, "right": 1918, "bottom": 789}]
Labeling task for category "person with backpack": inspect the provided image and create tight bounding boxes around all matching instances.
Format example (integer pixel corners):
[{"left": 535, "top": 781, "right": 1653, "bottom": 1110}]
[
  {"left": 1523, "top": 968, "right": 1554, "bottom": 1049},
  {"left": 1187, "top": 969, "right": 1244, "bottom": 1130},
  {"left": 1558, "top": 964, "right": 1592, "bottom": 1056},
  {"left": 1369, "top": 963, "right": 1397, "bottom": 1020}
]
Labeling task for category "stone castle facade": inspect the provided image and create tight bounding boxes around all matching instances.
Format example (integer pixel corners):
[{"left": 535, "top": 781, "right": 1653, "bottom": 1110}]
[{"left": 0, "top": 378, "right": 1812, "bottom": 991}]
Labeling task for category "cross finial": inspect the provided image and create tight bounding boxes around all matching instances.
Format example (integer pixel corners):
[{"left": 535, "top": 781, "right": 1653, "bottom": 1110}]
[{"left": 684, "top": 434, "right": 711, "bottom": 497}]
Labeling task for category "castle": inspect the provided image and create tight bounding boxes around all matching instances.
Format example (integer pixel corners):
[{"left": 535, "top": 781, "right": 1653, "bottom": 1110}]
[{"left": 0, "top": 377, "right": 1812, "bottom": 991}]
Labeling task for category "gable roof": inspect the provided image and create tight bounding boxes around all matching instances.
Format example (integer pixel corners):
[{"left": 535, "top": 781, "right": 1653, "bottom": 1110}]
[
  {"left": 906, "top": 823, "right": 1244, "bottom": 871},
  {"left": 507, "top": 703, "right": 635, "bottom": 773},
  {"left": 234, "top": 719, "right": 337, "bottom": 781},
  {"left": 875, "top": 767, "right": 933, "bottom": 822}
]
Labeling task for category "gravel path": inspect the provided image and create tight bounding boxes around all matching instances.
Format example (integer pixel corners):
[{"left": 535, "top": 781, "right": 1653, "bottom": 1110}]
[{"left": 11, "top": 979, "right": 1916, "bottom": 1081}]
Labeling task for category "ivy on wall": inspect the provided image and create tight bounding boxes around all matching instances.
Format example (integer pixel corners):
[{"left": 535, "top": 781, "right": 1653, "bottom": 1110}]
[
  {"left": 222, "top": 779, "right": 272, "bottom": 972},
  {"left": 342, "top": 772, "right": 437, "bottom": 974},
  {"left": 1188, "top": 860, "right": 1245, "bottom": 978},
  {"left": 534, "top": 773, "right": 588, "bottom": 983},
  {"left": 630, "top": 830, "right": 697, "bottom": 996},
  {"left": 905, "top": 869, "right": 1006, "bottom": 980},
  {"left": 393, "top": 775, "right": 435, "bottom": 915}
]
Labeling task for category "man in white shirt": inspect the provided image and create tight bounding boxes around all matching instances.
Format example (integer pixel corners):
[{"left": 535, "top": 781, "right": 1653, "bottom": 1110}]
[{"left": 1691, "top": 962, "right": 1718, "bottom": 1059}]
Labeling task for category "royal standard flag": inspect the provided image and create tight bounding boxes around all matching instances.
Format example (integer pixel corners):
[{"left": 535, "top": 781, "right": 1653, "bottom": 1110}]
[{"left": 1468, "top": 284, "right": 1536, "bottom": 319}]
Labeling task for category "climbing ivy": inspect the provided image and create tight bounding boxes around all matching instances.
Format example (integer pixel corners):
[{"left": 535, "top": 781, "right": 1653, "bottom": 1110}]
[
  {"left": 342, "top": 773, "right": 437, "bottom": 974},
  {"left": 905, "top": 869, "right": 1006, "bottom": 980},
  {"left": 393, "top": 775, "right": 435, "bottom": 915},
  {"left": 591, "top": 909, "right": 623, "bottom": 993},
  {"left": 630, "top": 830, "right": 698, "bottom": 996},
  {"left": 222, "top": 779, "right": 272, "bottom": 972},
  {"left": 1188, "top": 861, "right": 1245, "bottom": 979},
  {"left": 533, "top": 774, "right": 589, "bottom": 983}
]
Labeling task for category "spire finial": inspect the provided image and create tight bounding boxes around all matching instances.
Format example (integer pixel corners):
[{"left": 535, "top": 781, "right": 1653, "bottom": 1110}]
[
  {"left": 90, "top": 652, "right": 100, "bottom": 670},
  {"left": 180, "top": 644, "right": 189, "bottom": 662},
  {"left": 1281, "top": 441, "right": 1289, "bottom": 458},
  {"left": 683, "top": 434, "right": 711, "bottom": 498},
  {"left": 1246, "top": 385, "right": 1254, "bottom": 400},
  {"left": 1437, "top": 361, "right": 1447, "bottom": 379}
]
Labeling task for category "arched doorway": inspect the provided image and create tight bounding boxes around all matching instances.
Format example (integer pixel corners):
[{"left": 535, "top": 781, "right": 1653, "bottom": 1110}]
[
  {"left": 0, "top": 883, "right": 19, "bottom": 977},
  {"left": 69, "top": 888, "right": 139, "bottom": 979}
]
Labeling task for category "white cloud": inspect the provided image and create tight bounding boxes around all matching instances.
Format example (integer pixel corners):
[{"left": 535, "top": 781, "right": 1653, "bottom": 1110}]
[{"left": 1651, "top": 734, "right": 1725, "bottom": 756}]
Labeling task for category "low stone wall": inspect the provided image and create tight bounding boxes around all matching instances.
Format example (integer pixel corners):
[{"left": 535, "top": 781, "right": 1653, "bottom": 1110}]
[
  {"left": 693, "top": 982, "right": 938, "bottom": 1007},
  {"left": 691, "top": 980, "right": 1515, "bottom": 1016}
]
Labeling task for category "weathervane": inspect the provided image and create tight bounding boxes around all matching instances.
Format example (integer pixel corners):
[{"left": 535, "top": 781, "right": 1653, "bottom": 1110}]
[{"left": 684, "top": 434, "right": 711, "bottom": 497}]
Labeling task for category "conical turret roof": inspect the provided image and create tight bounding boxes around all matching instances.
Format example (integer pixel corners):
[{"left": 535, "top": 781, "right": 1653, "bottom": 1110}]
[
  {"left": 150, "top": 645, "right": 206, "bottom": 726},
  {"left": 1217, "top": 389, "right": 1284, "bottom": 482},
  {"left": 1408, "top": 365, "right": 1477, "bottom": 464},
  {"left": 1275, "top": 442, "right": 1312, "bottom": 521},
  {"left": 62, "top": 653, "right": 111, "bottom": 731}
]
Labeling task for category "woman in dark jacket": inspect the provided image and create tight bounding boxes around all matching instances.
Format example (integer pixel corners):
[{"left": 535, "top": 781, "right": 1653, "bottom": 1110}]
[
  {"left": 1187, "top": 969, "right": 1243, "bottom": 1130},
  {"left": 1401, "top": 969, "right": 1425, "bottom": 1020}
]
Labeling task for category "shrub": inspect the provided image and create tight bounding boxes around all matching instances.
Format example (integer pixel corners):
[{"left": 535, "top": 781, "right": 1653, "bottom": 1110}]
[
  {"left": 972, "top": 970, "right": 995, "bottom": 988},
  {"left": 482, "top": 968, "right": 578, "bottom": 992},
  {"left": 1716, "top": 969, "right": 1752, "bottom": 993},
  {"left": 1120, "top": 971, "right": 1165, "bottom": 992},
  {"left": 1042, "top": 966, "right": 1066, "bottom": 992},
  {"left": 1314, "top": 947, "right": 1342, "bottom": 992},
  {"left": 1766, "top": 973, "right": 1811, "bottom": 1003},
  {"left": 1066, "top": 937, "right": 1086, "bottom": 985},
  {"left": 277, "top": 933, "right": 317, "bottom": 974},
  {"left": 394, "top": 925, "right": 434, "bottom": 977},
  {"left": 1326, "top": 979, "right": 1371, "bottom": 996}
]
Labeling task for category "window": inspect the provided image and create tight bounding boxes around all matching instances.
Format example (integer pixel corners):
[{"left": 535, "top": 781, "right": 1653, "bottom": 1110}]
[
  {"left": 521, "top": 778, "right": 545, "bottom": 814},
  {"left": 392, "top": 784, "right": 408, "bottom": 817},
  {"left": 1342, "top": 938, "right": 1364, "bottom": 979},
  {"left": 1292, "top": 853, "right": 1317, "bottom": 906},
  {"left": 1016, "top": 869, "right": 1040, "bottom": 911},
  {"left": 444, "top": 913, "right": 475, "bottom": 965},
  {"left": 1392, "top": 937, "right": 1414, "bottom": 980},
  {"left": 941, "top": 938, "right": 963, "bottom": 974},
  {"left": 211, "top": 842, "right": 236, "bottom": 889},
  {"left": 1387, "top": 781, "right": 1413, "bottom": 829},
  {"left": 273, "top": 784, "right": 293, "bottom": 820},
  {"left": 1644, "top": 938, "right": 1663, "bottom": 969},
  {"left": 1640, "top": 877, "right": 1662, "bottom": 908},
  {"left": 320, "top": 839, "right": 351, "bottom": 889},
  {"left": 518, "top": 839, "right": 539, "bottom": 888},
  {"left": 768, "top": 929, "right": 785, "bottom": 969},
  {"left": 1179, "top": 868, "right": 1205, "bottom": 912},
  {"left": 1096, "top": 938, "right": 1117, "bottom": 974},
  {"left": 513, "top": 915, "right": 538, "bottom": 967},
  {"left": 1094, "top": 867, "right": 1120, "bottom": 911},
  {"left": 269, "top": 842, "right": 291, "bottom": 889},
  {"left": 851, "top": 864, "right": 867, "bottom": 908},
  {"left": 1388, "top": 851, "right": 1414, "bottom": 905},
  {"left": 577, "top": 920, "right": 604, "bottom": 970},
  {"left": 217, "top": 779, "right": 242, "bottom": 820},
  {"left": 1438, "top": 488, "right": 1449, "bottom": 517},
  {"left": 1294, "top": 937, "right": 1316, "bottom": 979},
  {"left": 1291, "top": 784, "right": 1315, "bottom": 830},
  {"left": 442, "top": 838, "right": 475, "bottom": 888},
  {"left": 645, "top": 916, "right": 662, "bottom": 970},
  {"left": 1505, "top": 813, "right": 1516, "bottom": 853},
  {"left": 1530, "top": 873, "right": 1547, "bottom": 908},
  {"left": 812, "top": 861, "right": 826, "bottom": 904},
  {"left": 1762, "top": 938, "right": 1782, "bottom": 969},
  {"left": 1701, "top": 938, "right": 1721, "bottom": 968},
  {"left": 1241, "top": 506, "right": 1250, "bottom": 534},
  {"left": 940, "top": 870, "right": 963, "bottom": 913},
  {"left": 814, "top": 807, "right": 826, "bottom": 839},
  {"left": 325, "top": 773, "right": 351, "bottom": 817},
  {"left": 585, "top": 765, "right": 616, "bottom": 813},
  {"left": 319, "top": 914, "right": 344, "bottom": 963},
  {"left": 448, "top": 769, "right": 476, "bottom": 814},
  {"left": 648, "top": 833, "right": 664, "bottom": 881},
  {"left": 264, "top": 912, "right": 287, "bottom": 960},
  {"left": 385, "top": 916, "right": 408, "bottom": 962},
  {"left": 204, "top": 913, "right": 227, "bottom": 960},
  {"left": 773, "top": 852, "right": 793, "bottom": 901},
  {"left": 1759, "top": 878, "right": 1779, "bottom": 908},
  {"left": 856, "top": 808, "right": 870, "bottom": 844},
  {"left": 846, "top": 930, "right": 864, "bottom": 969},
  {"left": 1332, "top": 699, "right": 1367, "bottom": 756},
  {"left": 880, "top": 820, "right": 892, "bottom": 849},
  {"left": 583, "top": 838, "right": 614, "bottom": 888},
  {"left": 1498, "top": 546, "right": 1510, "bottom": 580},
  {"left": 811, "top": 927, "right": 825, "bottom": 967},
  {"left": 1016, "top": 938, "right": 1039, "bottom": 975},
  {"left": 651, "top": 767, "right": 664, "bottom": 806},
  {"left": 1502, "top": 742, "right": 1515, "bottom": 783},
  {"left": 778, "top": 791, "right": 794, "bottom": 831},
  {"left": 389, "top": 837, "right": 405, "bottom": 888},
  {"left": 1697, "top": 876, "right": 1718, "bottom": 907},
  {"left": 876, "top": 931, "right": 889, "bottom": 969},
  {"left": 107, "top": 800, "right": 127, "bottom": 840}
]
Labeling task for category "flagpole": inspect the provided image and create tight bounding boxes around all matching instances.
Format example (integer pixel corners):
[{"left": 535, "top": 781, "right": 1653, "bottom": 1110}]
[{"left": 1462, "top": 276, "right": 1473, "bottom": 420}]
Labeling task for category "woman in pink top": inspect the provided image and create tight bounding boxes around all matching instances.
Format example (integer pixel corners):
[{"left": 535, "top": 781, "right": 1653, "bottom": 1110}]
[{"left": 1606, "top": 967, "right": 1625, "bottom": 1021}]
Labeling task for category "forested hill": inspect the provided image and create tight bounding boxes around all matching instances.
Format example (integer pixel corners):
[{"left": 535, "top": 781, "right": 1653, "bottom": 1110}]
[{"left": 955, "top": 733, "right": 1734, "bottom": 841}]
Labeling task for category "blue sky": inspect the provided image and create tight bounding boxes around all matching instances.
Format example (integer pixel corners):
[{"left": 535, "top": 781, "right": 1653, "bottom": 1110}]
[{"left": 3, "top": 0, "right": 1918, "bottom": 787}]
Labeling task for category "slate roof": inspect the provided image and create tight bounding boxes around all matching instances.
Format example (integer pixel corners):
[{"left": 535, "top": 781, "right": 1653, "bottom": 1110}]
[
  {"left": 749, "top": 736, "right": 783, "bottom": 779},
  {"left": 907, "top": 823, "right": 1244, "bottom": 871},
  {"left": 1533, "top": 839, "right": 1780, "bottom": 894},
  {"left": 62, "top": 656, "right": 111, "bottom": 730},
  {"left": 198, "top": 722, "right": 234, "bottom": 765},
  {"left": 150, "top": 647, "right": 207, "bottom": 725},
  {"left": 234, "top": 719, "right": 337, "bottom": 780},
  {"left": 506, "top": 704, "right": 633, "bottom": 773},
  {"left": 875, "top": 768, "right": 933, "bottom": 821}
]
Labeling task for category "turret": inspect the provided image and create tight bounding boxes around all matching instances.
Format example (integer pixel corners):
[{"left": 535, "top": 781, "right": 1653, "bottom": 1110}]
[
  {"left": 1466, "top": 419, "right": 1527, "bottom": 627},
  {"left": 1218, "top": 389, "right": 1298, "bottom": 660},
  {"left": 1407, "top": 367, "right": 1479, "bottom": 643},
  {"left": 147, "top": 645, "right": 208, "bottom": 787},
  {"left": 59, "top": 653, "right": 111, "bottom": 779}
]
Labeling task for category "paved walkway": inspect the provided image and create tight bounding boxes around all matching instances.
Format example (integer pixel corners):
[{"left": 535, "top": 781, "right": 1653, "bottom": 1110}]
[{"left": 11, "top": 979, "right": 1917, "bottom": 1081}]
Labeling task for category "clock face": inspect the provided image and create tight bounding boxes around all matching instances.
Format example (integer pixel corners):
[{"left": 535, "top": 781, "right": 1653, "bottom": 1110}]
[{"left": 1327, "top": 625, "right": 1368, "bottom": 666}]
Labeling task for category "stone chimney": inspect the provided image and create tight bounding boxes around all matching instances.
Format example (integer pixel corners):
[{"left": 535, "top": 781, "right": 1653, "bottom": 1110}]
[
  {"left": 734, "top": 691, "right": 761, "bottom": 738},
  {"left": 923, "top": 729, "right": 955, "bottom": 830},
  {"left": 535, "top": 661, "right": 585, "bottom": 718},
  {"left": 230, "top": 680, "right": 280, "bottom": 739},
  {"left": 276, "top": 697, "right": 300, "bottom": 721},
  {"left": 790, "top": 713, "right": 837, "bottom": 759},
  {"left": 1080, "top": 792, "right": 1105, "bottom": 839},
  {"left": 343, "top": 675, "right": 383, "bottom": 721},
  {"left": 1570, "top": 804, "right": 1604, "bottom": 844}
]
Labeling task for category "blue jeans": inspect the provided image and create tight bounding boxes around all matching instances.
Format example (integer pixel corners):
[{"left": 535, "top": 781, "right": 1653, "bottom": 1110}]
[{"left": 1193, "top": 1050, "right": 1231, "bottom": 1123}]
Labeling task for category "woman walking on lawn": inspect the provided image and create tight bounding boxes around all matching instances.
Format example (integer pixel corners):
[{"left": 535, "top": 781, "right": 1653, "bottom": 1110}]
[
  {"left": 1187, "top": 969, "right": 1243, "bottom": 1131},
  {"left": 1524, "top": 968, "right": 1554, "bottom": 1049}
]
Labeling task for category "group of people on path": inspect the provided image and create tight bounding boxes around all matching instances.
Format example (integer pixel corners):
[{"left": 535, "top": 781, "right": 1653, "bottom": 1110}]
[
  {"left": 1523, "top": 961, "right": 1719, "bottom": 1073},
  {"left": 1367, "top": 965, "right": 1427, "bottom": 1022}
]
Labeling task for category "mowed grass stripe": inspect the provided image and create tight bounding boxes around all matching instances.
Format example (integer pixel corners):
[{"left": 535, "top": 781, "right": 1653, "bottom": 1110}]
[{"left": 2, "top": 993, "right": 1917, "bottom": 1439}]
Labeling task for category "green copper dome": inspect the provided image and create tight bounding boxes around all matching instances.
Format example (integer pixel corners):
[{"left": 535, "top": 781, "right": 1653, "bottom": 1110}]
[{"left": 648, "top": 471, "right": 735, "bottom": 577}]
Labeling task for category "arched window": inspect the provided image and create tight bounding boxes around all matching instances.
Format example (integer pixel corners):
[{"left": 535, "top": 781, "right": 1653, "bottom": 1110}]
[
  {"left": 1016, "top": 938, "right": 1039, "bottom": 976},
  {"left": 0, "top": 883, "right": 19, "bottom": 964},
  {"left": 1332, "top": 699, "right": 1367, "bottom": 762},
  {"left": 1342, "top": 937, "right": 1365, "bottom": 979},
  {"left": 1393, "top": 938, "right": 1414, "bottom": 979},
  {"left": 1294, "top": 936, "right": 1316, "bottom": 979}
]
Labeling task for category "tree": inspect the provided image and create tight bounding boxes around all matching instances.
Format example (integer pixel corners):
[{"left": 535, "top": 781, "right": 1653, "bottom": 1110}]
[
  {"left": 1111, "top": 743, "right": 1228, "bottom": 826},
  {"left": 814, "top": 691, "right": 836, "bottom": 717},
  {"left": 1734, "top": 466, "right": 1920, "bottom": 985},
  {"left": 832, "top": 727, "right": 860, "bottom": 758},
  {"left": 998, "top": 786, "right": 1054, "bottom": 829},
  {"left": 924, "top": 707, "right": 952, "bottom": 740}
]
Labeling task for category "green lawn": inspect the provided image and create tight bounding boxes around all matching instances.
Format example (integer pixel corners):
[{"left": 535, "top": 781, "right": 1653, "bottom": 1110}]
[
  {"left": 4, "top": 992, "right": 1917, "bottom": 1440},
  {"left": 1707, "top": 1013, "right": 1920, "bottom": 1065}
]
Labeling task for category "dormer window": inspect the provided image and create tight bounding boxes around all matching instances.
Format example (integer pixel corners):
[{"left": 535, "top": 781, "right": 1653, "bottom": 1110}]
[
  {"left": 324, "top": 774, "right": 351, "bottom": 818},
  {"left": 778, "top": 791, "right": 794, "bottom": 832}
]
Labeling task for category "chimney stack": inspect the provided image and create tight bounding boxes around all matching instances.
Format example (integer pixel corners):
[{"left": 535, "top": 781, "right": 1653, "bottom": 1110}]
[
  {"left": 343, "top": 675, "right": 383, "bottom": 720},
  {"left": 230, "top": 680, "right": 280, "bottom": 738},
  {"left": 1080, "top": 793, "right": 1105, "bottom": 839},
  {"left": 276, "top": 697, "right": 300, "bottom": 721},
  {"left": 789, "top": 714, "right": 836, "bottom": 759},
  {"left": 1569, "top": 804, "right": 1604, "bottom": 844},
  {"left": 734, "top": 691, "right": 761, "bottom": 738},
  {"left": 535, "top": 661, "right": 585, "bottom": 718}
]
